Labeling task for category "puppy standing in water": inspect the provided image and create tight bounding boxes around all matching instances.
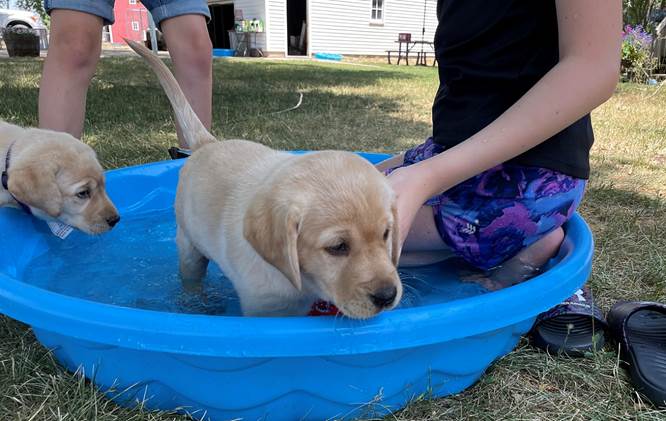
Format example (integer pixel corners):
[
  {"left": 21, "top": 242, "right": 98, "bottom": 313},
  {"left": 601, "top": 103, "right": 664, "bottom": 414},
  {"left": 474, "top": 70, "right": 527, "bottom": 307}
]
[
  {"left": 127, "top": 40, "right": 402, "bottom": 319},
  {"left": 0, "top": 121, "right": 119, "bottom": 234}
]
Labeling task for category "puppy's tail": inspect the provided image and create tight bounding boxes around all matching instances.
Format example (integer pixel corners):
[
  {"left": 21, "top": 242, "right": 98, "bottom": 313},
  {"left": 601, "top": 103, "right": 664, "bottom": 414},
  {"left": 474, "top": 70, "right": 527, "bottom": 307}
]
[{"left": 125, "top": 39, "right": 215, "bottom": 151}]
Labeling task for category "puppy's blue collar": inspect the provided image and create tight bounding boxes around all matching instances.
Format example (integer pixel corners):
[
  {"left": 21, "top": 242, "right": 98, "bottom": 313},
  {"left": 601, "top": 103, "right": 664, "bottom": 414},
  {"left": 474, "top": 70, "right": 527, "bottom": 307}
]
[{"left": 2, "top": 142, "right": 33, "bottom": 215}]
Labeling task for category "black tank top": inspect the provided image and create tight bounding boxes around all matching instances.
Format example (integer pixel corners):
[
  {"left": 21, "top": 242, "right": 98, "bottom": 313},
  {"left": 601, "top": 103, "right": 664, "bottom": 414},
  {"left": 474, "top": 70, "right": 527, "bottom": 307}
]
[{"left": 431, "top": 0, "right": 593, "bottom": 179}]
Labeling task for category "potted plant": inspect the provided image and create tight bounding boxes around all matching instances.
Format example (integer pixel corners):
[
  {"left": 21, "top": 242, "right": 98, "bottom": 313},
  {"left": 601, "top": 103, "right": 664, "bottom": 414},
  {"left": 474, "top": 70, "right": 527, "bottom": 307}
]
[{"left": 2, "top": 26, "right": 40, "bottom": 57}]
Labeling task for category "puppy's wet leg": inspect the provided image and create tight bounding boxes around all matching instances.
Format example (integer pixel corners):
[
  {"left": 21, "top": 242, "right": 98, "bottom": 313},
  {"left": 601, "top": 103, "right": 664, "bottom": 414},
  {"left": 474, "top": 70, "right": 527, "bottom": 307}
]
[{"left": 177, "top": 227, "right": 209, "bottom": 291}]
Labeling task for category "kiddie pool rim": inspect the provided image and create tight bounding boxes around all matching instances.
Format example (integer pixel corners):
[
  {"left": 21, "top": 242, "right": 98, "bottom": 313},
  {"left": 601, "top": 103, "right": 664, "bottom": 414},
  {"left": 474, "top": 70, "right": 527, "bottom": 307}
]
[{"left": 0, "top": 155, "right": 593, "bottom": 358}]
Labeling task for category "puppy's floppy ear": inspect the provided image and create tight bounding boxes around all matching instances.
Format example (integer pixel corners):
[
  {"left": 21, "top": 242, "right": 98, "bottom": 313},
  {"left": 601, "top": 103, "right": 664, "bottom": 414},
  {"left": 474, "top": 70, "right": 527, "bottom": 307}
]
[
  {"left": 244, "top": 194, "right": 303, "bottom": 291},
  {"left": 390, "top": 203, "right": 401, "bottom": 266},
  {"left": 8, "top": 161, "right": 62, "bottom": 217}
]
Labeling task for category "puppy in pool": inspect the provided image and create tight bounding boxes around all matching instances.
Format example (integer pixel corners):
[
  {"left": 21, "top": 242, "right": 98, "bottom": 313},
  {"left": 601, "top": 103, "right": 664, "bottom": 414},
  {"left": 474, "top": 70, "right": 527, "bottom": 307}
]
[
  {"left": 0, "top": 121, "right": 119, "bottom": 234},
  {"left": 127, "top": 40, "right": 402, "bottom": 319}
]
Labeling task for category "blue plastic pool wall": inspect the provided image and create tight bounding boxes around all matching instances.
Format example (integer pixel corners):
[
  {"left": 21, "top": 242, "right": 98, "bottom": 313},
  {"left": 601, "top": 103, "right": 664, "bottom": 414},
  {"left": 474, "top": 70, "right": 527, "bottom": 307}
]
[{"left": 34, "top": 318, "right": 532, "bottom": 420}]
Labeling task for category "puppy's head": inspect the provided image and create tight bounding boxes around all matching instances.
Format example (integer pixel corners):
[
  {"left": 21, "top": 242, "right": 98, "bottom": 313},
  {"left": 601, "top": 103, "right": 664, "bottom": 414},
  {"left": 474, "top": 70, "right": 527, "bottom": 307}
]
[
  {"left": 244, "top": 152, "right": 402, "bottom": 319},
  {"left": 7, "top": 129, "right": 120, "bottom": 234}
]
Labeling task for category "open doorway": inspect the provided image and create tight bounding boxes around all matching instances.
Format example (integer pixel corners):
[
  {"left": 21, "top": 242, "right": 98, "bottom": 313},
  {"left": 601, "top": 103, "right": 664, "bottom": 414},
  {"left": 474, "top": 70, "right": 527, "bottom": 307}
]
[
  {"left": 208, "top": 2, "right": 235, "bottom": 49},
  {"left": 286, "top": 0, "right": 307, "bottom": 56}
]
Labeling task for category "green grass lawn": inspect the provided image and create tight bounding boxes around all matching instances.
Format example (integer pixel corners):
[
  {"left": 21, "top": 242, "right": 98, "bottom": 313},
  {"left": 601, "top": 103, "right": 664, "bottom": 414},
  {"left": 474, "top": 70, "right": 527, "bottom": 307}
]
[{"left": 0, "top": 55, "right": 665, "bottom": 420}]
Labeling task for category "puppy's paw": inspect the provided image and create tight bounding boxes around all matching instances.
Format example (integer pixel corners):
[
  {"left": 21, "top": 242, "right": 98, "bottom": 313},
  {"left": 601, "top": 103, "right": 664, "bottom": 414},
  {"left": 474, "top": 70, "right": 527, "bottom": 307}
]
[
  {"left": 180, "top": 274, "right": 205, "bottom": 294},
  {"left": 178, "top": 256, "right": 209, "bottom": 283}
]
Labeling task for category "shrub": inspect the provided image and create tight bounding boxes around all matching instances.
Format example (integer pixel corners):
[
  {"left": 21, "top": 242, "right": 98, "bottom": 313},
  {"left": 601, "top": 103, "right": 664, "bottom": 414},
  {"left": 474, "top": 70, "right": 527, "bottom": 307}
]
[{"left": 621, "top": 24, "right": 658, "bottom": 82}]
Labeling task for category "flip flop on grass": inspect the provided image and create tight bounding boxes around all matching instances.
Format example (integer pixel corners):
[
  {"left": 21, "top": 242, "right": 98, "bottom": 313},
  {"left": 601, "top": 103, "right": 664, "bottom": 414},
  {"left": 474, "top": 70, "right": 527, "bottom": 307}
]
[
  {"left": 529, "top": 285, "right": 608, "bottom": 357},
  {"left": 607, "top": 301, "right": 666, "bottom": 408}
]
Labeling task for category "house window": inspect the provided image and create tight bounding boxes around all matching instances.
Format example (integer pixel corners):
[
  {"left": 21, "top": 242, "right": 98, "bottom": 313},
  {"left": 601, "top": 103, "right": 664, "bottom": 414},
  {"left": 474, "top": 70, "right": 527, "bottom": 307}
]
[
  {"left": 129, "top": 0, "right": 137, "bottom": 4},
  {"left": 371, "top": 0, "right": 384, "bottom": 22},
  {"left": 131, "top": 21, "right": 140, "bottom": 31}
]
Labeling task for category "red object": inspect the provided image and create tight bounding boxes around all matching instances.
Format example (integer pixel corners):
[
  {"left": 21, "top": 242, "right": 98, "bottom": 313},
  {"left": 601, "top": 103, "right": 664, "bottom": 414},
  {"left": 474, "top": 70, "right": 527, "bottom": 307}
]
[
  {"left": 398, "top": 32, "right": 412, "bottom": 42},
  {"left": 109, "top": 1, "right": 150, "bottom": 44},
  {"left": 308, "top": 300, "right": 341, "bottom": 316}
]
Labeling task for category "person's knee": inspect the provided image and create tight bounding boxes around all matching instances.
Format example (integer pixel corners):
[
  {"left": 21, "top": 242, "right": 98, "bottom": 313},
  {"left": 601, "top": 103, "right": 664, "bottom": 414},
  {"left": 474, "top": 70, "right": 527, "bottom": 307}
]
[
  {"left": 517, "top": 227, "right": 565, "bottom": 269},
  {"left": 183, "top": 38, "right": 212, "bottom": 75},
  {"left": 187, "top": 33, "right": 213, "bottom": 75},
  {"left": 189, "top": 26, "right": 213, "bottom": 54},
  {"left": 544, "top": 227, "right": 565, "bottom": 251},
  {"left": 52, "top": 29, "right": 101, "bottom": 74},
  {"left": 166, "top": 23, "right": 212, "bottom": 76}
]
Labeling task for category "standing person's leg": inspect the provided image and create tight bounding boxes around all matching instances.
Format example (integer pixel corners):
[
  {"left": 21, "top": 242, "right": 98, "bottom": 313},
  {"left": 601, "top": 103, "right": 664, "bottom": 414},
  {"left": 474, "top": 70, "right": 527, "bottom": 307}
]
[
  {"left": 39, "top": 3, "right": 113, "bottom": 138},
  {"left": 161, "top": 15, "right": 212, "bottom": 146},
  {"left": 142, "top": 1, "right": 212, "bottom": 147}
]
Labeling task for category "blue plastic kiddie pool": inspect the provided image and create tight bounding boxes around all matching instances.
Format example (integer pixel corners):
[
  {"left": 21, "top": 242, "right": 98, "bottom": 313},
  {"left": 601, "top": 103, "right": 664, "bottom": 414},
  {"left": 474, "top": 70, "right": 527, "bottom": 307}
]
[
  {"left": 0, "top": 153, "right": 593, "bottom": 421},
  {"left": 313, "top": 52, "right": 343, "bottom": 61},
  {"left": 212, "top": 48, "right": 235, "bottom": 58}
]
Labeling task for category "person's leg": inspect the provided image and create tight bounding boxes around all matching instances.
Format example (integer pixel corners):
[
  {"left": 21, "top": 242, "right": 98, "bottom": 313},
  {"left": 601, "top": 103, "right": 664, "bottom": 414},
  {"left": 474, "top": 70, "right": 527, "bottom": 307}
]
[
  {"left": 384, "top": 193, "right": 567, "bottom": 270},
  {"left": 396, "top": 204, "right": 565, "bottom": 271},
  {"left": 511, "top": 226, "right": 564, "bottom": 270},
  {"left": 39, "top": 9, "right": 105, "bottom": 138},
  {"left": 379, "top": 141, "right": 583, "bottom": 285},
  {"left": 376, "top": 138, "right": 578, "bottom": 276},
  {"left": 153, "top": 11, "right": 212, "bottom": 147},
  {"left": 398, "top": 205, "right": 455, "bottom": 267},
  {"left": 375, "top": 153, "right": 405, "bottom": 173},
  {"left": 430, "top": 164, "right": 584, "bottom": 290},
  {"left": 396, "top": 196, "right": 567, "bottom": 287},
  {"left": 465, "top": 227, "right": 565, "bottom": 291}
]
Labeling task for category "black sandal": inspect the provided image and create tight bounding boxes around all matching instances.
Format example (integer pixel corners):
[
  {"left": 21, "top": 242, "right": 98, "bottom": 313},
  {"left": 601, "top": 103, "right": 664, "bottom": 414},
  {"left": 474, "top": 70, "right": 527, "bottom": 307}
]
[
  {"left": 168, "top": 147, "right": 192, "bottom": 160},
  {"left": 607, "top": 301, "right": 666, "bottom": 407},
  {"left": 529, "top": 286, "right": 608, "bottom": 357}
]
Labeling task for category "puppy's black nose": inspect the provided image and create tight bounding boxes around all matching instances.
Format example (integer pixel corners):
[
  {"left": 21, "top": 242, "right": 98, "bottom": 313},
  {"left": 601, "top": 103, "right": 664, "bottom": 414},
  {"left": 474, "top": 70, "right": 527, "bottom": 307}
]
[
  {"left": 369, "top": 285, "right": 398, "bottom": 308},
  {"left": 106, "top": 215, "right": 120, "bottom": 227}
]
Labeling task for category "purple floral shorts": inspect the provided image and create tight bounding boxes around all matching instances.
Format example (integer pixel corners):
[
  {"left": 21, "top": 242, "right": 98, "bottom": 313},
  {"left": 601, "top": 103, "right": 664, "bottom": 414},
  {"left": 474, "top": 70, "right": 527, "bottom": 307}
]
[{"left": 384, "top": 138, "right": 586, "bottom": 270}]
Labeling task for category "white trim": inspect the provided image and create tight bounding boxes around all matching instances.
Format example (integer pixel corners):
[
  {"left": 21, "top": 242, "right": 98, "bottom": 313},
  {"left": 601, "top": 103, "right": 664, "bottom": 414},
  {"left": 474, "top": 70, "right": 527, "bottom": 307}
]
[
  {"left": 264, "top": 0, "right": 270, "bottom": 55},
  {"left": 131, "top": 21, "right": 140, "bottom": 31},
  {"left": 306, "top": 0, "right": 310, "bottom": 56},
  {"left": 284, "top": 2, "right": 288, "bottom": 56}
]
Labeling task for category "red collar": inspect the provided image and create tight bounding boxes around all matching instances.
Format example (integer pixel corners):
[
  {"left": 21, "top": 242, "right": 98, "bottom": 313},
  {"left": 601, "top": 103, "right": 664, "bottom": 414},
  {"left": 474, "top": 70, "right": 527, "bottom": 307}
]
[{"left": 308, "top": 300, "right": 340, "bottom": 316}]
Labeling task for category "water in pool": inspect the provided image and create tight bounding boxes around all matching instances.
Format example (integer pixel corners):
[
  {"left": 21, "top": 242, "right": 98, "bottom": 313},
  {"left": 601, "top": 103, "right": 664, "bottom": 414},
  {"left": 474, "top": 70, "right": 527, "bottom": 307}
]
[{"left": 22, "top": 210, "right": 487, "bottom": 316}]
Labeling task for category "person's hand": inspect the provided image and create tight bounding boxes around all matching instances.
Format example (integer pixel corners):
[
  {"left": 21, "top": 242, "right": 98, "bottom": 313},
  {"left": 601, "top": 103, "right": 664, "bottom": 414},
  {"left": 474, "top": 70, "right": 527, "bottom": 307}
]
[{"left": 386, "top": 165, "right": 429, "bottom": 247}]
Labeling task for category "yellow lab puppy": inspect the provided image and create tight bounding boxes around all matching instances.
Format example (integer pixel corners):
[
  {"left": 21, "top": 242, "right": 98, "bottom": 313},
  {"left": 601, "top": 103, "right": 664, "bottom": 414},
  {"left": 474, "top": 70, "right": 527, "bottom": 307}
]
[
  {"left": 128, "top": 40, "right": 401, "bottom": 318},
  {"left": 0, "top": 121, "right": 119, "bottom": 234}
]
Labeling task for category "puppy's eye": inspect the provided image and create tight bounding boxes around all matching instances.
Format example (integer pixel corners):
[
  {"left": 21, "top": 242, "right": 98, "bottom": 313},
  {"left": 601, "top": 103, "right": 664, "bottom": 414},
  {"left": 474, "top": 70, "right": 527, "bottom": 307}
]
[
  {"left": 76, "top": 189, "right": 91, "bottom": 200},
  {"left": 383, "top": 228, "right": 390, "bottom": 241},
  {"left": 325, "top": 241, "right": 350, "bottom": 256}
]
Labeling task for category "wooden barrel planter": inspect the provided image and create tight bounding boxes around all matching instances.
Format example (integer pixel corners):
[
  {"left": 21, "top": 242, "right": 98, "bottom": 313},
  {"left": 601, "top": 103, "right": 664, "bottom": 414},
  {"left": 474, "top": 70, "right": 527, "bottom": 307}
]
[{"left": 2, "top": 27, "right": 40, "bottom": 57}]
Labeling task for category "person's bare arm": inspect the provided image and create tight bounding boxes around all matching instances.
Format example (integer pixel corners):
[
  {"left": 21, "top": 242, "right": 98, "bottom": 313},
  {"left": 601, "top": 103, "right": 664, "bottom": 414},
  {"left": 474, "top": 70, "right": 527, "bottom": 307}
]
[{"left": 390, "top": 0, "right": 622, "bottom": 244}]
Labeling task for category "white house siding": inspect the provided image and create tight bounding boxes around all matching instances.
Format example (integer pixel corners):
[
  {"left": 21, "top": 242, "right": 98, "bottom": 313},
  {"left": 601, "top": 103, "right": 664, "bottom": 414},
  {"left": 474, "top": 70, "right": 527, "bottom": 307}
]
[
  {"left": 309, "top": 0, "right": 438, "bottom": 56},
  {"left": 266, "top": 0, "right": 287, "bottom": 53},
  {"left": 231, "top": 0, "right": 268, "bottom": 50}
]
